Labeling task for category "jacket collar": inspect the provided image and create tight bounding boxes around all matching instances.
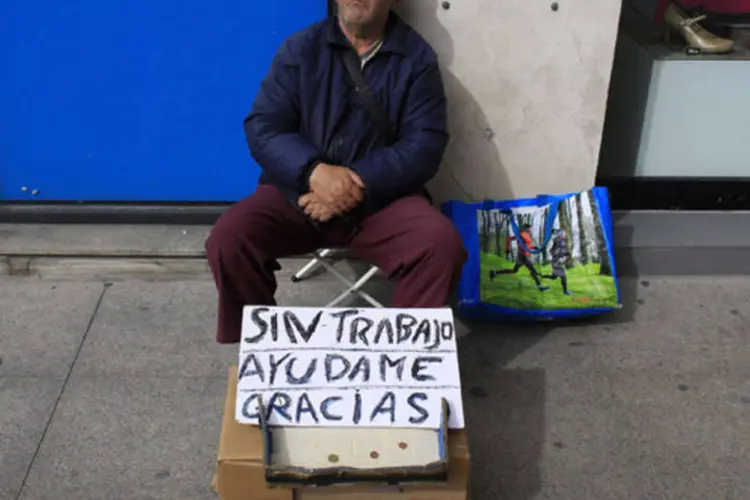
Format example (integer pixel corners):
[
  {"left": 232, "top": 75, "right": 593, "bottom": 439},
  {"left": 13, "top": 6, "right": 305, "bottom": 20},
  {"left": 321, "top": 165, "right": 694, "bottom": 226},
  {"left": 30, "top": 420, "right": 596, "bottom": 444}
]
[{"left": 325, "top": 11, "right": 409, "bottom": 56}]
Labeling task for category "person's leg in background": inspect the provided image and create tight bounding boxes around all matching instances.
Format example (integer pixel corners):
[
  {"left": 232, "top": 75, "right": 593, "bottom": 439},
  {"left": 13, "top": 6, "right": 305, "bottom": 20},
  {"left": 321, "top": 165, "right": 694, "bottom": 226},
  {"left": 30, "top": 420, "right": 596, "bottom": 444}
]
[
  {"left": 556, "top": 268, "right": 571, "bottom": 295},
  {"left": 205, "top": 185, "right": 324, "bottom": 344},
  {"left": 347, "top": 195, "right": 467, "bottom": 307},
  {"left": 491, "top": 253, "right": 548, "bottom": 291},
  {"left": 543, "top": 267, "right": 570, "bottom": 294},
  {"left": 489, "top": 257, "right": 523, "bottom": 280},
  {"left": 559, "top": 274, "right": 570, "bottom": 294},
  {"left": 520, "top": 255, "right": 542, "bottom": 285}
]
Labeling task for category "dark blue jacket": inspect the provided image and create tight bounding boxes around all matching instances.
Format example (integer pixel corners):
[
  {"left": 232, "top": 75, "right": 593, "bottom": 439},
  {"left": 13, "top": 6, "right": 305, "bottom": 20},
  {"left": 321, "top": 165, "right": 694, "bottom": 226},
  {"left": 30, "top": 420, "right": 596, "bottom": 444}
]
[{"left": 243, "top": 12, "right": 449, "bottom": 215}]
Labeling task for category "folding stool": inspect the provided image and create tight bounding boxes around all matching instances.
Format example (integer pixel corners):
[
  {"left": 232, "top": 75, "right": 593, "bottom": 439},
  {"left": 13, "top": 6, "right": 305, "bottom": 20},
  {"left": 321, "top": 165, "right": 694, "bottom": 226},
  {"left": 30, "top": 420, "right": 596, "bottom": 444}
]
[{"left": 290, "top": 248, "right": 384, "bottom": 307}]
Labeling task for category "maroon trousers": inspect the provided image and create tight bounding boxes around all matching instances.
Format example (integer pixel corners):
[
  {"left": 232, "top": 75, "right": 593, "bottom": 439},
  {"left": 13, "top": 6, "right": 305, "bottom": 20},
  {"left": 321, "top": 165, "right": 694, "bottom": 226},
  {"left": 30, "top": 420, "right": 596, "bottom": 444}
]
[{"left": 205, "top": 185, "right": 467, "bottom": 344}]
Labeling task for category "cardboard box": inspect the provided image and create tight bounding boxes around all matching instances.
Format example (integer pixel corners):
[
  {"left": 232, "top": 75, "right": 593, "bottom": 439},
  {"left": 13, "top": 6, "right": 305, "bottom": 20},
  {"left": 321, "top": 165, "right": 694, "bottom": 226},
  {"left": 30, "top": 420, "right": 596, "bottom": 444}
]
[
  {"left": 217, "top": 367, "right": 293, "bottom": 500},
  {"left": 217, "top": 367, "right": 470, "bottom": 500}
]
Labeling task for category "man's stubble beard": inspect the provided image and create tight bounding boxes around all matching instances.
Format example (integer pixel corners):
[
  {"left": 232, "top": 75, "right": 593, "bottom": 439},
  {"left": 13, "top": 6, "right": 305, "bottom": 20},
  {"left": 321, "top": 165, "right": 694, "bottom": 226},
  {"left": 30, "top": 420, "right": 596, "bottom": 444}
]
[
  {"left": 339, "top": 3, "right": 388, "bottom": 38},
  {"left": 340, "top": 16, "right": 378, "bottom": 38}
]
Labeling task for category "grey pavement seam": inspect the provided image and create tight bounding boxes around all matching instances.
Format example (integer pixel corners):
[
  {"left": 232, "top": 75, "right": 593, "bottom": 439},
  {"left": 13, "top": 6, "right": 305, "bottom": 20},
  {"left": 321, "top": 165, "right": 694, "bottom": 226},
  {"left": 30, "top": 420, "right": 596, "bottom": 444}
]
[{"left": 14, "top": 282, "right": 111, "bottom": 500}]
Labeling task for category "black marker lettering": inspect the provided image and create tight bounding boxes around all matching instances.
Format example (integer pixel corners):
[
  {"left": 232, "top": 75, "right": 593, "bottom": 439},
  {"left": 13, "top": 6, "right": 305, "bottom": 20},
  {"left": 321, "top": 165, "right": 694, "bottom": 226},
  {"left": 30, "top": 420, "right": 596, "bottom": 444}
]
[
  {"left": 373, "top": 318, "right": 395, "bottom": 345},
  {"left": 441, "top": 321, "right": 454, "bottom": 341},
  {"left": 353, "top": 391, "right": 362, "bottom": 424},
  {"left": 379, "top": 354, "right": 406, "bottom": 382},
  {"left": 350, "top": 316, "right": 373, "bottom": 346},
  {"left": 238, "top": 353, "right": 265, "bottom": 382},
  {"left": 412, "top": 319, "right": 432, "bottom": 346},
  {"left": 325, "top": 354, "right": 351, "bottom": 382},
  {"left": 427, "top": 322, "right": 442, "bottom": 350},
  {"left": 265, "top": 392, "right": 293, "bottom": 423},
  {"left": 331, "top": 309, "right": 360, "bottom": 343},
  {"left": 283, "top": 310, "right": 323, "bottom": 344},
  {"left": 241, "top": 393, "right": 260, "bottom": 419},
  {"left": 268, "top": 353, "right": 291, "bottom": 385},
  {"left": 281, "top": 311, "right": 298, "bottom": 344},
  {"left": 321, "top": 396, "right": 343, "bottom": 421},
  {"left": 396, "top": 313, "right": 418, "bottom": 343},
  {"left": 244, "top": 307, "right": 270, "bottom": 343},
  {"left": 370, "top": 391, "right": 396, "bottom": 424},
  {"left": 411, "top": 356, "right": 443, "bottom": 382},
  {"left": 285, "top": 357, "right": 317, "bottom": 385},
  {"left": 270, "top": 312, "right": 279, "bottom": 342},
  {"left": 295, "top": 393, "right": 319, "bottom": 424},
  {"left": 348, "top": 355, "right": 371, "bottom": 383},
  {"left": 407, "top": 393, "right": 429, "bottom": 424}
]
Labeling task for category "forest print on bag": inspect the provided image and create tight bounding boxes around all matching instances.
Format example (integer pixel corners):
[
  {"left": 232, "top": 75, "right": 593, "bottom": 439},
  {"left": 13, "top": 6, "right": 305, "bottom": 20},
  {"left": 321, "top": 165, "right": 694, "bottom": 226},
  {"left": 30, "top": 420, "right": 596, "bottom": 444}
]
[
  {"left": 478, "top": 191, "right": 617, "bottom": 310},
  {"left": 442, "top": 187, "right": 621, "bottom": 321}
]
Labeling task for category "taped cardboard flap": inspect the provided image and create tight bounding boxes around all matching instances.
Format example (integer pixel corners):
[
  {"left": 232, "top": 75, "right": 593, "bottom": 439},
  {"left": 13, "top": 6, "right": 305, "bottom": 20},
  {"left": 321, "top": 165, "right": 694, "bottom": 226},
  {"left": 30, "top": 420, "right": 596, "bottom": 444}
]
[
  {"left": 260, "top": 398, "right": 451, "bottom": 487},
  {"left": 219, "top": 366, "right": 265, "bottom": 463}
]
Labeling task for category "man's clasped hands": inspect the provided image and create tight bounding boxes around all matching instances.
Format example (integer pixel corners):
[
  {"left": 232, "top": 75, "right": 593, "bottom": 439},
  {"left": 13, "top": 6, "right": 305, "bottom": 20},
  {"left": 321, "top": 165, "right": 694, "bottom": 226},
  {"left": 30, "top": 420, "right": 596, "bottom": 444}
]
[{"left": 299, "top": 163, "right": 365, "bottom": 222}]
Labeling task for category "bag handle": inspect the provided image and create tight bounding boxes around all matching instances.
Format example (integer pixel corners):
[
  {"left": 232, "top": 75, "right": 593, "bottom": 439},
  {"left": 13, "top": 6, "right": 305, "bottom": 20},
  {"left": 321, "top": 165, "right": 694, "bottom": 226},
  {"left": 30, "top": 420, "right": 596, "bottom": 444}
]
[
  {"left": 341, "top": 49, "right": 396, "bottom": 144},
  {"left": 503, "top": 202, "right": 560, "bottom": 255}
]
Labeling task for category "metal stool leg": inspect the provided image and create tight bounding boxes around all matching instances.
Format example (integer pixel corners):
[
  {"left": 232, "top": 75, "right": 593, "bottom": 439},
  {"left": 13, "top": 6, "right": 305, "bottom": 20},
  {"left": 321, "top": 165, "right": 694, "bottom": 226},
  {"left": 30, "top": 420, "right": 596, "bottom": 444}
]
[
  {"left": 291, "top": 249, "right": 335, "bottom": 283},
  {"left": 289, "top": 248, "right": 384, "bottom": 307},
  {"left": 320, "top": 263, "right": 384, "bottom": 308}
]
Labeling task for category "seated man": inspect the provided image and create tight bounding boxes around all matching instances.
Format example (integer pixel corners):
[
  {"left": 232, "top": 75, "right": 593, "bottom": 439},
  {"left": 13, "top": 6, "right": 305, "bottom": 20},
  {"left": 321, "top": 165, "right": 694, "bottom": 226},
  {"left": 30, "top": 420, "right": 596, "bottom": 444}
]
[{"left": 205, "top": 0, "right": 467, "bottom": 344}]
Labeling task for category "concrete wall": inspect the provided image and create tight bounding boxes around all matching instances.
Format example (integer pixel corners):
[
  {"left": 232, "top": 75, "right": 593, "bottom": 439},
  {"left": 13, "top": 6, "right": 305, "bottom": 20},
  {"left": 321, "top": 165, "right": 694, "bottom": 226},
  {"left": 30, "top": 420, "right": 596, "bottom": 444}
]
[{"left": 394, "top": 0, "right": 622, "bottom": 202}]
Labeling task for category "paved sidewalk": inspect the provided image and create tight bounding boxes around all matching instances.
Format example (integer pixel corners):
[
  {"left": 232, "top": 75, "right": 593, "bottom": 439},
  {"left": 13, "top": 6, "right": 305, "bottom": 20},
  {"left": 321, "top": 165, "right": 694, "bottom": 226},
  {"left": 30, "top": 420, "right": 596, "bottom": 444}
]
[{"left": 1, "top": 268, "right": 749, "bottom": 500}]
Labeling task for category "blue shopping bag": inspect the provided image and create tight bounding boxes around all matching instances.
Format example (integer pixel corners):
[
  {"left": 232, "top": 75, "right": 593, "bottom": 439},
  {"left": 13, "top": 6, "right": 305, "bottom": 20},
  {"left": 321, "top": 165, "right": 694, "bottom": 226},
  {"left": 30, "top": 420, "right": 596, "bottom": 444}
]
[{"left": 442, "top": 187, "right": 621, "bottom": 321}]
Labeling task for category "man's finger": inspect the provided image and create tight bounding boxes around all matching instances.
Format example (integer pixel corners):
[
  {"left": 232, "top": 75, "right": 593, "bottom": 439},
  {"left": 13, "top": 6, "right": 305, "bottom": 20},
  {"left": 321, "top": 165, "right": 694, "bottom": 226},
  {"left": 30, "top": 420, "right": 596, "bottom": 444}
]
[
  {"left": 317, "top": 209, "right": 332, "bottom": 222},
  {"left": 304, "top": 202, "right": 318, "bottom": 215},
  {"left": 318, "top": 192, "right": 337, "bottom": 207},
  {"left": 309, "top": 196, "right": 336, "bottom": 213},
  {"left": 348, "top": 170, "right": 365, "bottom": 189},
  {"left": 299, "top": 194, "right": 313, "bottom": 207},
  {"left": 306, "top": 201, "right": 331, "bottom": 221},
  {"left": 319, "top": 211, "right": 333, "bottom": 222},
  {"left": 344, "top": 192, "right": 362, "bottom": 208},
  {"left": 307, "top": 193, "right": 326, "bottom": 206},
  {"left": 337, "top": 197, "right": 356, "bottom": 212}
]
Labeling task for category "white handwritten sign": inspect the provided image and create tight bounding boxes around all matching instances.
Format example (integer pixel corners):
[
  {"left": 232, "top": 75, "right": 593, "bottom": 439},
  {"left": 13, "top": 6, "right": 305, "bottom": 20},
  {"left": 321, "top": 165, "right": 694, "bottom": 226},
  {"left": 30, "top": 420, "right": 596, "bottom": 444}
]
[{"left": 236, "top": 306, "right": 465, "bottom": 429}]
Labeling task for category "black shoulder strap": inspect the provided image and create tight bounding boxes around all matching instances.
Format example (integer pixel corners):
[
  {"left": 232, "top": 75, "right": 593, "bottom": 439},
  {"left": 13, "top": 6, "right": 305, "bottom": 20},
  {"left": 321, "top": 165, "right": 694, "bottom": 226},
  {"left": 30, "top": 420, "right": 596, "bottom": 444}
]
[{"left": 341, "top": 49, "right": 395, "bottom": 145}]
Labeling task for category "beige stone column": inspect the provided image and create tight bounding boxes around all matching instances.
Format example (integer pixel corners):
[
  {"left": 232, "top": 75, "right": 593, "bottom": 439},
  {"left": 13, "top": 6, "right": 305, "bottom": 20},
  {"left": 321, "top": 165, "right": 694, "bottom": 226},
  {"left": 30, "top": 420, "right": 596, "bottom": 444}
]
[{"left": 394, "top": 0, "right": 622, "bottom": 203}]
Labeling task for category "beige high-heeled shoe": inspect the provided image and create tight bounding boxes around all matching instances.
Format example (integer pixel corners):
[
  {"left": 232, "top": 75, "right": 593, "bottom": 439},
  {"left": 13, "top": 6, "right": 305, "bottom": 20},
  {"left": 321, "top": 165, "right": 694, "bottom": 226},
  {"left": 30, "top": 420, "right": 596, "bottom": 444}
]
[{"left": 664, "top": 2, "right": 733, "bottom": 54}]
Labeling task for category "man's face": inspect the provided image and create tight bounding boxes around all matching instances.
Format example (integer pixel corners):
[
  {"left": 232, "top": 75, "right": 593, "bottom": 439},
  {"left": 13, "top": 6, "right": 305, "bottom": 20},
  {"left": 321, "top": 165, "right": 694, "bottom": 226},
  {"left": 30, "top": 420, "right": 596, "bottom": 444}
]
[{"left": 337, "top": 0, "right": 396, "bottom": 30}]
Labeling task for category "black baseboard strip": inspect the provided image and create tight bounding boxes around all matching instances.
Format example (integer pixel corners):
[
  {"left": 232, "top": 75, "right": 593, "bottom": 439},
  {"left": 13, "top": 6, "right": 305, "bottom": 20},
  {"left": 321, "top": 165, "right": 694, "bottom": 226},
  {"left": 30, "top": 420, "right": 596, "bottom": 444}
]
[
  {"left": 599, "top": 177, "right": 750, "bottom": 210},
  {"left": 0, "top": 204, "right": 229, "bottom": 225}
]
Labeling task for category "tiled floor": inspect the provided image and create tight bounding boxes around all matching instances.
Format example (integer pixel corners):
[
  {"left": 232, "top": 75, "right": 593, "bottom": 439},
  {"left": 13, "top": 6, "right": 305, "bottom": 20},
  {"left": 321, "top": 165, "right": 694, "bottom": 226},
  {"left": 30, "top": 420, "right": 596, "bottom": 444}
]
[{"left": 1, "top": 274, "right": 749, "bottom": 499}]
